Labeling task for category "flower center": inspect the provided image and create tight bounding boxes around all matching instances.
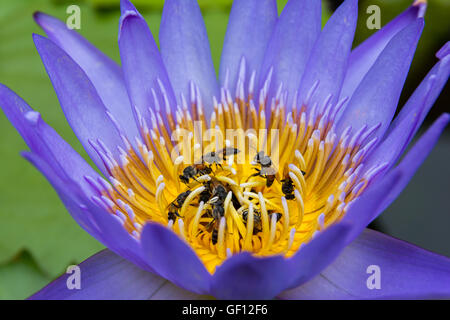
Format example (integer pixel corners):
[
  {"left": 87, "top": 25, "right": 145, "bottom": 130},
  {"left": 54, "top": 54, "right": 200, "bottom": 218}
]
[{"left": 90, "top": 68, "right": 385, "bottom": 273}]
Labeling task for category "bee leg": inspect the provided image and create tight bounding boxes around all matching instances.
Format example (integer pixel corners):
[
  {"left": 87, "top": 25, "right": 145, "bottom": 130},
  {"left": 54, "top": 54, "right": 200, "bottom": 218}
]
[
  {"left": 201, "top": 220, "right": 215, "bottom": 235},
  {"left": 174, "top": 211, "right": 184, "bottom": 218}
]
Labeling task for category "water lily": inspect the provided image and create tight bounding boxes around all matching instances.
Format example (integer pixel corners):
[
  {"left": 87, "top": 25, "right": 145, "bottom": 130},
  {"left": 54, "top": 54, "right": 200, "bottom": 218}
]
[{"left": 1, "top": 0, "right": 449, "bottom": 300}]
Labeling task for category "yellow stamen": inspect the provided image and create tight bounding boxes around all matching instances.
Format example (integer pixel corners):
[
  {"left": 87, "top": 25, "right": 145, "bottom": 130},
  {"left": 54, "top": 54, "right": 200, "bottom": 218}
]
[{"left": 97, "top": 78, "right": 380, "bottom": 273}]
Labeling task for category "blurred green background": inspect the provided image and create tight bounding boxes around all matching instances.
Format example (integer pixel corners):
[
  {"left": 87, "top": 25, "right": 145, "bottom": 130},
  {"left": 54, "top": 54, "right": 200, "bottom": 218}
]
[{"left": 0, "top": 0, "right": 448, "bottom": 299}]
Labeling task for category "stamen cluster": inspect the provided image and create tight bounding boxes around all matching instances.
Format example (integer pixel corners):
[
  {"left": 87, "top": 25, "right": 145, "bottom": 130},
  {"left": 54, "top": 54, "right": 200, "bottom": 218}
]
[{"left": 87, "top": 62, "right": 385, "bottom": 273}]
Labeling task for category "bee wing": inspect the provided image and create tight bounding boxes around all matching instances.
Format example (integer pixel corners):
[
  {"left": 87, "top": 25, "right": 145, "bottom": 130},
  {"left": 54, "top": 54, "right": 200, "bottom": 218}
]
[
  {"left": 202, "top": 152, "right": 219, "bottom": 163},
  {"left": 201, "top": 153, "right": 211, "bottom": 162},
  {"left": 261, "top": 166, "right": 276, "bottom": 175},
  {"left": 208, "top": 196, "right": 219, "bottom": 204},
  {"left": 204, "top": 218, "right": 217, "bottom": 233}
]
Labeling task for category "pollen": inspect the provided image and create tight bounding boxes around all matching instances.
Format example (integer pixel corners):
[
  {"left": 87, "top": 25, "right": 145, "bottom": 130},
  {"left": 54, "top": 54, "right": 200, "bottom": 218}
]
[{"left": 88, "top": 61, "right": 385, "bottom": 274}]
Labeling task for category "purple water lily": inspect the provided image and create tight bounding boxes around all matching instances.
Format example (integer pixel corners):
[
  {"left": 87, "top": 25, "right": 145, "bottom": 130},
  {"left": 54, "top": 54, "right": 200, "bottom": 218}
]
[{"left": 1, "top": 0, "right": 449, "bottom": 300}]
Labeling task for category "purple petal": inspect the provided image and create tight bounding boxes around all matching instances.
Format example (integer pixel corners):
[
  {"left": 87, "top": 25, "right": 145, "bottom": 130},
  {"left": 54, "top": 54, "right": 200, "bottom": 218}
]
[
  {"left": 436, "top": 41, "right": 450, "bottom": 59},
  {"left": 365, "top": 49, "right": 450, "bottom": 170},
  {"left": 377, "top": 113, "right": 450, "bottom": 214},
  {"left": 210, "top": 223, "right": 351, "bottom": 299},
  {"left": 140, "top": 223, "right": 211, "bottom": 295},
  {"left": 83, "top": 199, "right": 156, "bottom": 273},
  {"left": 4, "top": 106, "right": 154, "bottom": 274},
  {"left": 21, "top": 151, "right": 153, "bottom": 273},
  {"left": 33, "top": 34, "right": 125, "bottom": 174},
  {"left": 30, "top": 249, "right": 201, "bottom": 300},
  {"left": 340, "top": 171, "right": 403, "bottom": 243},
  {"left": 279, "top": 273, "right": 355, "bottom": 299},
  {"left": 0, "top": 84, "right": 103, "bottom": 195},
  {"left": 342, "top": 114, "right": 449, "bottom": 242},
  {"left": 210, "top": 253, "right": 288, "bottom": 300},
  {"left": 280, "top": 229, "right": 450, "bottom": 299},
  {"left": 21, "top": 151, "right": 102, "bottom": 240},
  {"left": 219, "top": 0, "right": 277, "bottom": 93},
  {"left": 0, "top": 85, "right": 137, "bottom": 249},
  {"left": 259, "top": 0, "right": 321, "bottom": 105},
  {"left": 340, "top": 3, "right": 425, "bottom": 101},
  {"left": 148, "top": 282, "right": 211, "bottom": 300},
  {"left": 118, "top": 0, "right": 176, "bottom": 126},
  {"left": 160, "top": 0, "right": 219, "bottom": 117},
  {"left": 33, "top": 12, "right": 139, "bottom": 142},
  {"left": 297, "top": 0, "right": 358, "bottom": 108},
  {"left": 284, "top": 223, "right": 353, "bottom": 289},
  {"left": 336, "top": 19, "right": 424, "bottom": 139}
]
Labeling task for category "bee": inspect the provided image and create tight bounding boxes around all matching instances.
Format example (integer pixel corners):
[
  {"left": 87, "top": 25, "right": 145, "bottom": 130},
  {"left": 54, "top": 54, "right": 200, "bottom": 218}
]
[
  {"left": 198, "top": 180, "right": 229, "bottom": 244},
  {"left": 250, "top": 151, "right": 276, "bottom": 187},
  {"left": 204, "top": 201, "right": 225, "bottom": 245},
  {"left": 253, "top": 151, "right": 272, "bottom": 167},
  {"left": 211, "top": 221, "right": 219, "bottom": 244},
  {"left": 202, "top": 148, "right": 240, "bottom": 167},
  {"left": 281, "top": 177, "right": 295, "bottom": 200},
  {"left": 198, "top": 182, "right": 212, "bottom": 203},
  {"left": 210, "top": 183, "right": 228, "bottom": 204},
  {"left": 167, "top": 190, "right": 191, "bottom": 221},
  {"left": 213, "top": 201, "right": 225, "bottom": 218},
  {"left": 208, "top": 185, "right": 226, "bottom": 219},
  {"left": 167, "top": 209, "right": 179, "bottom": 222},
  {"left": 179, "top": 163, "right": 212, "bottom": 184},
  {"left": 198, "top": 209, "right": 220, "bottom": 244},
  {"left": 242, "top": 208, "right": 262, "bottom": 234}
]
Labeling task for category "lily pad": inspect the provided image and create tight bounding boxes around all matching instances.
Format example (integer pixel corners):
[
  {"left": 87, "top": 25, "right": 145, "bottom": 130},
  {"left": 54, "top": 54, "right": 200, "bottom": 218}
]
[{"left": 0, "top": 251, "right": 51, "bottom": 300}]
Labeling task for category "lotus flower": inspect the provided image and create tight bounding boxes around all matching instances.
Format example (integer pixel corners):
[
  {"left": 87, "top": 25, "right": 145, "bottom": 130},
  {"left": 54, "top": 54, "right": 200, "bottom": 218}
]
[{"left": 1, "top": 0, "right": 449, "bottom": 300}]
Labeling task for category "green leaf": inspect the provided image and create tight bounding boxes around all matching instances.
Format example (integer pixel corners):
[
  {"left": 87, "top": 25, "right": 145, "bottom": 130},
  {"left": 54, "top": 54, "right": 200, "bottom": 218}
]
[
  {"left": 0, "top": 251, "right": 52, "bottom": 300},
  {"left": 0, "top": 0, "right": 105, "bottom": 282}
]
